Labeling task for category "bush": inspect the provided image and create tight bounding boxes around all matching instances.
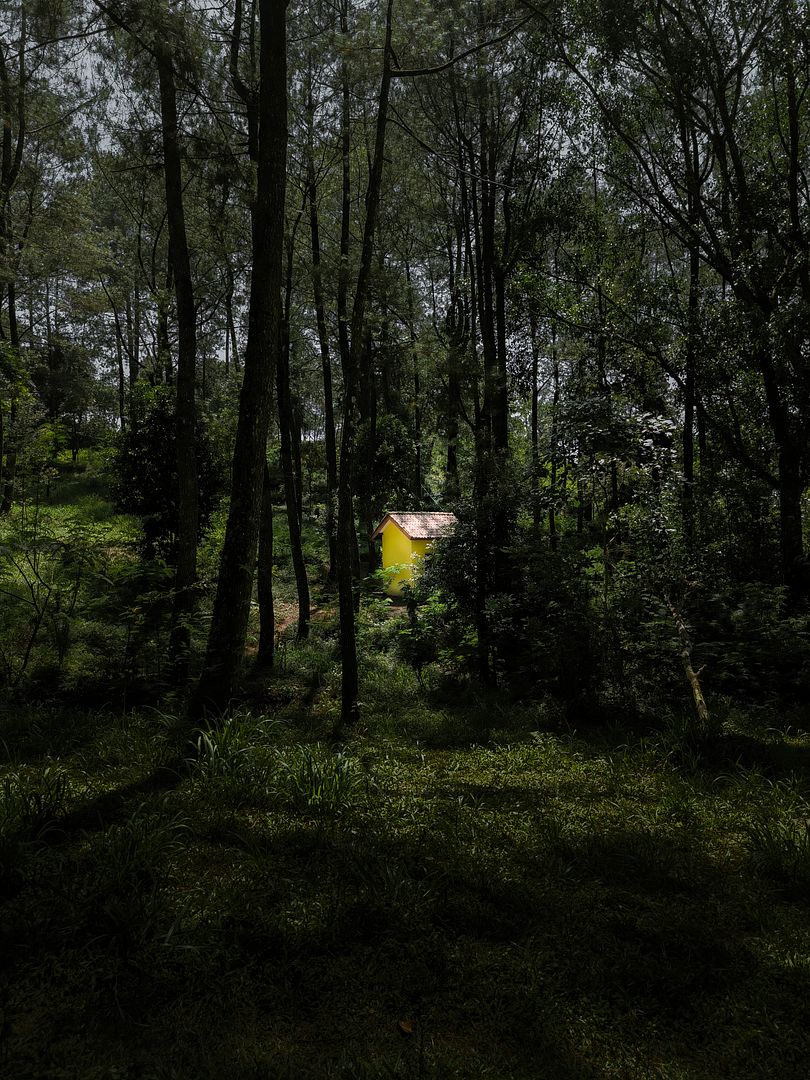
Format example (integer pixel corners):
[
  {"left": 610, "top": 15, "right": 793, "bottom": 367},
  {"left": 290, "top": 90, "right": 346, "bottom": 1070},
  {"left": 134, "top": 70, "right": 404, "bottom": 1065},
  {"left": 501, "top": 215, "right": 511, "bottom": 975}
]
[{"left": 110, "top": 384, "right": 226, "bottom": 561}]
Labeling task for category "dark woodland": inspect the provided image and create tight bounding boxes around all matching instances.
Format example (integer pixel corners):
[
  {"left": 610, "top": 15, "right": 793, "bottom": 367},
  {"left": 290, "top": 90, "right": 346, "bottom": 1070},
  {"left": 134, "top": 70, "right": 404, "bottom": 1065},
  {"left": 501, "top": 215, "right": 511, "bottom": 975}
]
[{"left": 1, "top": 1, "right": 810, "bottom": 1076}]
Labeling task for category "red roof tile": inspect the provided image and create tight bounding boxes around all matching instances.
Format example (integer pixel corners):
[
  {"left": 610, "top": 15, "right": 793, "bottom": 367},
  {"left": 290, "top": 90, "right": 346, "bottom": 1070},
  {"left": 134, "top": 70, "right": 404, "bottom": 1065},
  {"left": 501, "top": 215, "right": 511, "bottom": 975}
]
[{"left": 371, "top": 511, "right": 457, "bottom": 541}]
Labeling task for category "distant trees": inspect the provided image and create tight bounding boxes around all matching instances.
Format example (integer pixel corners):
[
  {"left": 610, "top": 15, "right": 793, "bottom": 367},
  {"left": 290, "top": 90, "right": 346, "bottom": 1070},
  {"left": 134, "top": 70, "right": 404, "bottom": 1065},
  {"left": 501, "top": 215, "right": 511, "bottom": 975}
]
[
  {"left": 1, "top": 0, "right": 807, "bottom": 715},
  {"left": 556, "top": 0, "right": 810, "bottom": 602}
]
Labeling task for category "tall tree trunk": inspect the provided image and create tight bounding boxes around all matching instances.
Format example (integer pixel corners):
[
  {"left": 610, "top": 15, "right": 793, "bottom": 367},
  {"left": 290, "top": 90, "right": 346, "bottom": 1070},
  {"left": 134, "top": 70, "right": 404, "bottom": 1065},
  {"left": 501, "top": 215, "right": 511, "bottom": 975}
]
[
  {"left": 256, "top": 460, "right": 275, "bottom": 669},
  {"left": 306, "top": 102, "right": 338, "bottom": 579},
  {"left": 358, "top": 330, "right": 378, "bottom": 572},
  {"left": 224, "top": 256, "right": 238, "bottom": 373},
  {"left": 193, "top": 0, "right": 288, "bottom": 715},
  {"left": 0, "top": 266, "right": 20, "bottom": 514},
  {"left": 115, "top": 311, "right": 127, "bottom": 431},
  {"left": 292, "top": 397, "right": 304, "bottom": 523},
  {"left": 278, "top": 319, "right": 310, "bottom": 641},
  {"left": 549, "top": 318, "right": 560, "bottom": 551},
  {"left": 126, "top": 289, "right": 140, "bottom": 392},
  {"left": 756, "top": 336, "right": 808, "bottom": 606},
  {"left": 0, "top": 19, "right": 25, "bottom": 514},
  {"left": 529, "top": 307, "right": 540, "bottom": 527},
  {"left": 157, "top": 47, "right": 199, "bottom": 682},
  {"left": 156, "top": 257, "right": 173, "bottom": 384},
  {"left": 405, "top": 261, "right": 422, "bottom": 502},
  {"left": 336, "top": 0, "right": 394, "bottom": 730},
  {"left": 278, "top": 210, "right": 310, "bottom": 638},
  {"left": 683, "top": 242, "right": 699, "bottom": 552},
  {"left": 0, "top": 279, "right": 20, "bottom": 515}
]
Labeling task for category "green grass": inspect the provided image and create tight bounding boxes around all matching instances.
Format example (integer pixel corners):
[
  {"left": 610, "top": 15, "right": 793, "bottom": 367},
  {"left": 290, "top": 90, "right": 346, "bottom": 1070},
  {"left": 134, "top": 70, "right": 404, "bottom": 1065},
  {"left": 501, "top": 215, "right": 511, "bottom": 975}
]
[{"left": 1, "top": 683, "right": 810, "bottom": 1079}]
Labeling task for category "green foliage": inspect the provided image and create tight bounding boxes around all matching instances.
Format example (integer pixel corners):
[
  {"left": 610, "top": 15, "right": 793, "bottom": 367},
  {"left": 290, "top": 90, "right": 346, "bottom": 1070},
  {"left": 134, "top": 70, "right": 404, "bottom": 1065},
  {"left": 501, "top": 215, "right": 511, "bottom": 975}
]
[
  {"left": 3, "top": 696, "right": 810, "bottom": 1077},
  {"left": 0, "top": 765, "right": 69, "bottom": 897},
  {"left": 517, "top": 541, "right": 599, "bottom": 698},
  {"left": 30, "top": 338, "right": 95, "bottom": 446},
  {"left": 0, "top": 526, "right": 102, "bottom": 690},
  {"left": 280, "top": 745, "right": 365, "bottom": 815},
  {"left": 747, "top": 814, "right": 810, "bottom": 891},
  {"left": 0, "top": 765, "right": 69, "bottom": 838},
  {"left": 193, "top": 714, "right": 258, "bottom": 780},
  {"left": 111, "top": 384, "right": 225, "bottom": 561},
  {"left": 355, "top": 412, "right": 418, "bottom": 514},
  {"left": 79, "top": 801, "right": 189, "bottom": 953}
]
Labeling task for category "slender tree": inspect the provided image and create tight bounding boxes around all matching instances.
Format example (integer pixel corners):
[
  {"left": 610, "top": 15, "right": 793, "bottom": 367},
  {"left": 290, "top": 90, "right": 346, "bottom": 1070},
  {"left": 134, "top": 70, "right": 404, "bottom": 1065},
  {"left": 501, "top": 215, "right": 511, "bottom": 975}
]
[{"left": 194, "top": 0, "right": 288, "bottom": 714}]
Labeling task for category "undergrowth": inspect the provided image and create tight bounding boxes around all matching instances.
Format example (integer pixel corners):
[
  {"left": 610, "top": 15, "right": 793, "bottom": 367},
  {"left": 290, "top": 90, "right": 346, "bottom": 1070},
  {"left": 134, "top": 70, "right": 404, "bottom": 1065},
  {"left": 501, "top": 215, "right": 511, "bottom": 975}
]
[{"left": 1, "top": 675, "right": 809, "bottom": 1079}]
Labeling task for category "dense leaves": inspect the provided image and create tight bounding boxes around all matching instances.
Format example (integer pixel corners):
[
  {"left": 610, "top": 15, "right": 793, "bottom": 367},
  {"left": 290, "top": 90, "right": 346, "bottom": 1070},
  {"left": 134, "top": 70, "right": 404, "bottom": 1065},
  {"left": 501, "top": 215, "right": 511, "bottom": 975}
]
[{"left": 112, "top": 386, "right": 224, "bottom": 560}]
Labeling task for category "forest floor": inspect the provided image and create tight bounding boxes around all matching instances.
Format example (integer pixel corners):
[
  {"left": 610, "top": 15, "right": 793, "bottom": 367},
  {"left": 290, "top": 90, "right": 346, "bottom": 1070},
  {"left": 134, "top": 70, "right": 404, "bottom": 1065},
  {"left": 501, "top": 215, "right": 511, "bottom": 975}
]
[{"left": 2, "top": 466, "right": 810, "bottom": 1079}]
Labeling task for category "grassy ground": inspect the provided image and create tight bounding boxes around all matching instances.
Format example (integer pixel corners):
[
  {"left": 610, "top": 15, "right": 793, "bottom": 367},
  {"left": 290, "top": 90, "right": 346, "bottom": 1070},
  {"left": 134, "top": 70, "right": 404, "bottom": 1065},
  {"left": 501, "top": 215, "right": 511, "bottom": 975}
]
[
  {"left": 3, "top": 672, "right": 810, "bottom": 1078},
  {"left": 2, "top": 465, "right": 810, "bottom": 1078}
]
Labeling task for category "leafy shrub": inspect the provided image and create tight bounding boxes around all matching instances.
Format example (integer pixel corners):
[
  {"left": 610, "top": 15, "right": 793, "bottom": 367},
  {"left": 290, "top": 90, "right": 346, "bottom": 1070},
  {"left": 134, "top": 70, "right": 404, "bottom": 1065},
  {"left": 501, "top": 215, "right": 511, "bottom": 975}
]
[
  {"left": 0, "top": 528, "right": 103, "bottom": 690},
  {"left": 357, "top": 594, "right": 405, "bottom": 654},
  {"left": 110, "top": 384, "right": 226, "bottom": 560},
  {"left": 193, "top": 714, "right": 256, "bottom": 780}
]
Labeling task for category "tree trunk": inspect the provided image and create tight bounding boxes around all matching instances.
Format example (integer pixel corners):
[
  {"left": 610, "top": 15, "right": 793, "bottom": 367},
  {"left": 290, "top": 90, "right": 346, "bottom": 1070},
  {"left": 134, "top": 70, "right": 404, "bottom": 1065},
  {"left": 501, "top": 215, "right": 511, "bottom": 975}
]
[
  {"left": 777, "top": 450, "right": 807, "bottom": 607},
  {"left": 292, "top": 397, "right": 304, "bottom": 524},
  {"left": 336, "top": 0, "right": 394, "bottom": 730},
  {"left": 0, "top": 281, "right": 20, "bottom": 515},
  {"left": 443, "top": 286, "right": 465, "bottom": 501},
  {"left": 278, "top": 331, "right": 311, "bottom": 641},
  {"left": 156, "top": 257, "right": 173, "bottom": 384},
  {"left": 756, "top": 337, "right": 808, "bottom": 607},
  {"left": 529, "top": 307, "right": 540, "bottom": 527},
  {"left": 126, "top": 289, "right": 140, "bottom": 391},
  {"left": 683, "top": 243, "right": 699, "bottom": 551},
  {"left": 114, "top": 312, "right": 127, "bottom": 431},
  {"left": 157, "top": 48, "right": 199, "bottom": 682},
  {"left": 256, "top": 460, "right": 275, "bottom": 669},
  {"left": 306, "top": 105, "right": 338, "bottom": 579},
  {"left": 193, "top": 0, "right": 288, "bottom": 716},
  {"left": 549, "top": 319, "right": 560, "bottom": 551},
  {"left": 0, "top": 24, "right": 25, "bottom": 515},
  {"left": 224, "top": 256, "right": 239, "bottom": 373},
  {"left": 668, "top": 598, "right": 710, "bottom": 729}
]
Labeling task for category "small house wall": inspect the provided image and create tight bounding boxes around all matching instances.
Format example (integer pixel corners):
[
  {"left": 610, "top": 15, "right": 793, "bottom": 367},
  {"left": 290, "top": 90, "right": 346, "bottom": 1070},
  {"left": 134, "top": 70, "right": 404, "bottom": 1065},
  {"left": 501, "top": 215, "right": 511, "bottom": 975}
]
[{"left": 380, "top": 525, "right": 431, "bottom": 595}]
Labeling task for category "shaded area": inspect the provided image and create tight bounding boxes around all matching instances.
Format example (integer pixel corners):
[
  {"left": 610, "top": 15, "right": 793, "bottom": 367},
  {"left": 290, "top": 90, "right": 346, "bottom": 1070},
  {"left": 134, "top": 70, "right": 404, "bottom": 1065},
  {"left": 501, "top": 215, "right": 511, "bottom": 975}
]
[{"left": 1, "top": 710, "right": 810, "bottom": 1079}]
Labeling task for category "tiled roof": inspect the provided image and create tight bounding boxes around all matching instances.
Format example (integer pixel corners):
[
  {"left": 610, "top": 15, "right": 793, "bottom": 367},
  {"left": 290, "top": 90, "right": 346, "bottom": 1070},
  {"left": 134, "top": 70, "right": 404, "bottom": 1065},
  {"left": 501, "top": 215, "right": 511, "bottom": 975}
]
[{"left": 371, "top": 511, "right": 457, "bottom": 541}]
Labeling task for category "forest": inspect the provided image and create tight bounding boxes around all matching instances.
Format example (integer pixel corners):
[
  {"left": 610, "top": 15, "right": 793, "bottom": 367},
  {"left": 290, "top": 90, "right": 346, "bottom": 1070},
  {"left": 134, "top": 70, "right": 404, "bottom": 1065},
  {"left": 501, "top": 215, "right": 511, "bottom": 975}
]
[{"left": 1, "top": 0, "right": 810, "bottom": 1076}]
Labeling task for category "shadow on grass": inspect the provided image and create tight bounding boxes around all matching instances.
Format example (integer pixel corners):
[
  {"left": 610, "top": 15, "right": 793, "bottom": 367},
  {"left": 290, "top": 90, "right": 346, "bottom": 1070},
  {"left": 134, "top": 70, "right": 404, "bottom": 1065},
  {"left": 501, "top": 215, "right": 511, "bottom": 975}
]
[
  {"left": 3, "top": 728, "right": 810, "bottom": 1079},
  {"left": 0, "top": 706, "right": 104, "bottom": 766},
  {"left": 698, "top": 732, "right": 810, "bottom": 780}
]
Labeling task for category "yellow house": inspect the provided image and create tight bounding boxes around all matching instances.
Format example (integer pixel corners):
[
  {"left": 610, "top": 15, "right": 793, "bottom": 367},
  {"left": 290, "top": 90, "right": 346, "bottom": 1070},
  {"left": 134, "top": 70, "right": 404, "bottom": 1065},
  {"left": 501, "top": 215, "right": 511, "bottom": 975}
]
[{"left": 370, "top": 511, "right": 457, "bottom": 595}]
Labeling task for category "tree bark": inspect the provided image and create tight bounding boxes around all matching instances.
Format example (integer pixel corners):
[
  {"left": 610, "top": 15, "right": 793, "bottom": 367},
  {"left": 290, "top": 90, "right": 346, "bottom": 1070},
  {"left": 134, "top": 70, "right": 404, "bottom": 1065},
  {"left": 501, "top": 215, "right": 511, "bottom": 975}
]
[
  {"left": 157, "top": 47, "right": 199, "bottom": 681},
  {"left": 683, "top": 242, "right": 699, "bottom": 552},
  {"left": 529, "top": 307, "right": 540, "bottom": 527},
  {"left": 0, "top": 20, "right": 25, "bottom": 515},
  {"left": 193, "top": 0, "right": 288, "bottom": 715},
  {"left": 278, "top": 297, "right": 310, "bottom": 640},
  {"left": 256, "top": 460, "right": 275, "bottom": 669},
  {"left": 336, "top": 0, "right": 394, "bottom": 729},
  {"left": 306, "top": 101, "right": 338, "bottom": 579}
]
